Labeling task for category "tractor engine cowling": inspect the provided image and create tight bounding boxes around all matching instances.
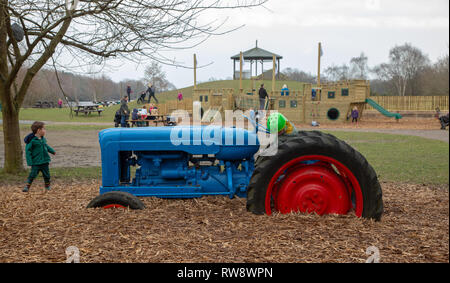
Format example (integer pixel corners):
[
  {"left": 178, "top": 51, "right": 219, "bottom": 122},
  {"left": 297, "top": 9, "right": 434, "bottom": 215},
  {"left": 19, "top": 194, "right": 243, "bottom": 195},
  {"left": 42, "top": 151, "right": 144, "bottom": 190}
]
[{"left": 99, "top": 126, "right": 259, "bottom": 199}]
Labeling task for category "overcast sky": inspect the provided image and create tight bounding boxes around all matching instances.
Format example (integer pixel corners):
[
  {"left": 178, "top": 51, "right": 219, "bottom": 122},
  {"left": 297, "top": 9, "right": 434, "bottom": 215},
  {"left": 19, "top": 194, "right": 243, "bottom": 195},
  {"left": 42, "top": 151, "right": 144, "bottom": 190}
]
[{"left": 106, "top": 0, "right": 449, "bottom": 89}]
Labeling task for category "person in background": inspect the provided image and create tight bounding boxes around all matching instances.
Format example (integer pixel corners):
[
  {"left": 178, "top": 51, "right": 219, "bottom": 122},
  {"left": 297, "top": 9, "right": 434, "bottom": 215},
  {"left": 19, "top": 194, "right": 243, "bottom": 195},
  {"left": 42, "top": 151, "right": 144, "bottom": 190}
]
[
  {"left": 151, "top": 105, "right": 159, "bottom": 116},
  {"left": 351, "top": 106, "right": 359, "bottom": 123},
  {"left": 178, "top": 92, "right": 183, "bottom": 101},
  {"left": 141, "top": 105, "right": 150, "bottom": 126},
  {"left": 126, "top": 85, "right": 132, "bottom": 101},
  {"left": 436, "top": 108, "right": 449, "bottom": 130},
  {"left": 148, "top": 104, "right": 156, "bottom": 121},
  {"left": 138, "top": 91, "right": 146, "bottom": 103},
  {"left": 258, "top": 84, "right": 269, "bottom": 110},
  {"left": 147, "top": 83, "right": 159, "bottom": 104},
  {"left": 140, "top": 105, "right": 148, "bottom": 117},
  {"left": 131, "top": 108, "right": 139, "bottom": 127},
  {"left": 312, "top": 89, "right": 316, "bottom": 100},
  {"left": 119, "top": 96, "right": 130, "bottom": 128},
  {"left": 57, "top": 99, "right": 63, "bottom": 108},
  {"left": 281, "top": 84, "right": 289, "bottom": 96}
]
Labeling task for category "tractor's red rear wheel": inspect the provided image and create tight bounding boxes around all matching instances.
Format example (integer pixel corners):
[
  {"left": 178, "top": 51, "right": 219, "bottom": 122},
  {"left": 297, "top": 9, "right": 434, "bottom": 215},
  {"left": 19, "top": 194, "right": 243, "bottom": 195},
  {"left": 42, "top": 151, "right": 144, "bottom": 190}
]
[
  {"left": 103, "top": 204, "right": 127, "bottom": 209},
  {"left": 247, "top": 133, "right": 383, "bottom": 220},
  {"left": 266, "top": 155, "right": 362, "bottom": 217}
]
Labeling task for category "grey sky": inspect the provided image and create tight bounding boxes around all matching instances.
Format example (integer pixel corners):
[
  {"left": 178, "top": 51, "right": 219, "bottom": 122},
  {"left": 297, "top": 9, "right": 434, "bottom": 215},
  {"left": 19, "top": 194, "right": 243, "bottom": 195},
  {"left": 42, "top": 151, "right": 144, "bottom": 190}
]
[{"left": 107, "top": 0, "right": 449, "bottom": 89}]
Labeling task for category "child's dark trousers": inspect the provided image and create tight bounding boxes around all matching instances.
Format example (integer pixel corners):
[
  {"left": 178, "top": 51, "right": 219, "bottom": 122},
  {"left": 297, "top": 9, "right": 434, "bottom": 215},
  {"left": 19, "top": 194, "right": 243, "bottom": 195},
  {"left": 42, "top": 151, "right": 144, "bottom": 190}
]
[{"left": 27, "top": 163, "right": 51, "bottom": 187}]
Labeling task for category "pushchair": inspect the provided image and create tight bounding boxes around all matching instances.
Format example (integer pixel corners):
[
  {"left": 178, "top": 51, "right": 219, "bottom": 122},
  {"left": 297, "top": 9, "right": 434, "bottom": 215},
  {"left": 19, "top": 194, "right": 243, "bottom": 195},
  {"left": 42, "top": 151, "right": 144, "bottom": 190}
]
[
  {"left": 440, "top": 113, "right": 449, "bottom": 130},
  {"left": 436, "top": 108, "right": 449, "bottom": 130}
]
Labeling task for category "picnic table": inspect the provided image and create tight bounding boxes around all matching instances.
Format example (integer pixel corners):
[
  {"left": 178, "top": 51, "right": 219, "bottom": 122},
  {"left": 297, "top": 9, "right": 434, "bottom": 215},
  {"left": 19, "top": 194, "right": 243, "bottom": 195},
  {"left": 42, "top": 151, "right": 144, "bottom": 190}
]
[
  {"left": 69, "top": 102, "right": 104, "bottom": 116},
  {"left": 127, "top": 115, "right": 176, "bottom": 127}
]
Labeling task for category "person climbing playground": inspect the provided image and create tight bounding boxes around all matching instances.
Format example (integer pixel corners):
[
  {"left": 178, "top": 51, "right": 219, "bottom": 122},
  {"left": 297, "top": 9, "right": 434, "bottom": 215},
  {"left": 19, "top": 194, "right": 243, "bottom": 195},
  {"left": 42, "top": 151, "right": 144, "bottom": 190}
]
[{"left": 258, "top": 84, "right": 269, "bottom": 110}]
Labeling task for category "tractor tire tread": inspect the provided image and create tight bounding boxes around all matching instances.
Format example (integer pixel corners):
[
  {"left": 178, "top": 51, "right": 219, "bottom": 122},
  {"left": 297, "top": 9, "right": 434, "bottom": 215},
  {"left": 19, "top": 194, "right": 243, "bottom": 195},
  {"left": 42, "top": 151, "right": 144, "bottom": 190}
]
[
  {"left": 247, "top": 134, "right": 383, "bottom": 220},
  {"left": 87, "top": 191, "right": 145, "bottom": 210}
]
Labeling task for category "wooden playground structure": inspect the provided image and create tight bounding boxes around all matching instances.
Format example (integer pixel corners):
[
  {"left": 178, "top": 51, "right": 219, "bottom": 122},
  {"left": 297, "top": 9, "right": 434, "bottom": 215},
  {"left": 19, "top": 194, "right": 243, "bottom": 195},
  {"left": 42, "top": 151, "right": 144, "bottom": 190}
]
[
  {"left": 192, "top": 79, "right": 371, "bottom": 124},
  {"left": 154, "top": 43, "right": 448, "bottom": 124},
  {"left": 190, "top": 44, "right": 375, "bottom": 124}
]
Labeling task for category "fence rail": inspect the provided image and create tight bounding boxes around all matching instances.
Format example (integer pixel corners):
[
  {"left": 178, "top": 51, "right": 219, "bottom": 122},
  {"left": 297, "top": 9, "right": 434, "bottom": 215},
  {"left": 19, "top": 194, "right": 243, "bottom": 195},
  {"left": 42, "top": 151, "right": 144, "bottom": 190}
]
[
  {"left": 157, "top": 95, "right": 448, "bottom": 115},
  {"left": 367, "top": 96, "right": 449, "bottom": 111},
  {"left": 158, "top": 98, "right": 193, "bottom": 116}
]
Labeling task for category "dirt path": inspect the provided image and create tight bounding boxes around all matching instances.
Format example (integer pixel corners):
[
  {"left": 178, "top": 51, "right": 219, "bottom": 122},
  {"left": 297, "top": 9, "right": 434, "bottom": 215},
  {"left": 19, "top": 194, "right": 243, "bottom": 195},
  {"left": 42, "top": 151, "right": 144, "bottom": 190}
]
[{"left": 0, "top": 129, "right": 101, "bottom": 168}]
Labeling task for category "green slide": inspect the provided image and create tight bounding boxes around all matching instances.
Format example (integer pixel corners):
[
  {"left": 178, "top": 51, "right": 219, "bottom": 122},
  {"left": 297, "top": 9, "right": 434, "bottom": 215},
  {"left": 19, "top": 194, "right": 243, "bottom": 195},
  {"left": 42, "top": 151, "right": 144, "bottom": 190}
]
[{"left": 366, "top": 98, "right": 402, "bottom": 120}]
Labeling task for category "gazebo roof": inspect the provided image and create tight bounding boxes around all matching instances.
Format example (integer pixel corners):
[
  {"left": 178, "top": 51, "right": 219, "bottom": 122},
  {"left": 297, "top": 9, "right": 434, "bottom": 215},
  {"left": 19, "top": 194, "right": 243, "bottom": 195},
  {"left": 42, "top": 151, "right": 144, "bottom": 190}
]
[{"left": 231, "top": 43, "right": 282, "bottom": 60}]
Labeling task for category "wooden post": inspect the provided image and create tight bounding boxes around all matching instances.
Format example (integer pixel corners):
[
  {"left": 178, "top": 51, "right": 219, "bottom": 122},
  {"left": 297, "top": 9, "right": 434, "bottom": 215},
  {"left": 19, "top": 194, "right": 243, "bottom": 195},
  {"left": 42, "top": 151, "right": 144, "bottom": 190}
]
[
  {"left": 233, "top": 59, "right": 236, "bottom": 80},
  {"left": 240, "top": 52, "right": 243, "bottom": 94},
  {"left": 302, "top": 94, "right": 306, "bottom": 123},
  {"left": 277, "top": 58, "right": 280, "bottom": 79},
  {"left": 120, "top": 82, "right": 122, "bottom": 100},
  {"left": 261, "top": 60, "right": 264, "bottom": 78},
  {"left": 317, "top": 42, "right": 322, "bottom": 87},
  {"left": 272, "top": 55, "right": 276, "bottom": 94},
  {"left": 194, "top": 54, "right": 197, "bottom": 90}
]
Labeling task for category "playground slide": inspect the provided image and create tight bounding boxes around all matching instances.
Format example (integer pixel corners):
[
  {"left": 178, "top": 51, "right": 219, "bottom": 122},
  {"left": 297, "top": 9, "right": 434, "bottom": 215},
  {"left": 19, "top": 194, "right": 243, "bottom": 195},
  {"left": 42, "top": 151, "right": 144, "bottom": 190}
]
[{"left": 366, "top": 98, "right": 403, "bottom": 120}]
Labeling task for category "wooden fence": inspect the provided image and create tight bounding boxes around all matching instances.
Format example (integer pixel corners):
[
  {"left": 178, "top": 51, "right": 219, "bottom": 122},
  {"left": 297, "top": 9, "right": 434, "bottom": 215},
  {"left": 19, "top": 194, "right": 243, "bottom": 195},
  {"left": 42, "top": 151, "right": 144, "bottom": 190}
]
[
  {"left": 157, "top": 95, "right": 449, "bottom": 115},
  {"left": 367, "top": 96, "right": 449, "bottom": 111},
  {"left": 158, "top": 98, "right": 193, "bottom": 116}
]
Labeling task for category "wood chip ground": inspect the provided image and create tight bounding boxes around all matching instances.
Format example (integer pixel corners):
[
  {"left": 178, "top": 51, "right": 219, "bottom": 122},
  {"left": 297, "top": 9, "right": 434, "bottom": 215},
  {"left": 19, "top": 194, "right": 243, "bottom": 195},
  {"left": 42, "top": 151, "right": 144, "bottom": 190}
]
[{"left": 0, "top": 181, "right": 447, "bottom": 263}]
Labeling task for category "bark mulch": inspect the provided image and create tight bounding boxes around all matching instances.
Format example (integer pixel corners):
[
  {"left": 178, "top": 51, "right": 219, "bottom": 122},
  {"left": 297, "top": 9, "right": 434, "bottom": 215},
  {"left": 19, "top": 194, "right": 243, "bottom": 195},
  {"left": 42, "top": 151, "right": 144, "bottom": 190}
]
[{"left": 0, "top": 181, "right": 448, "bottom": 263}]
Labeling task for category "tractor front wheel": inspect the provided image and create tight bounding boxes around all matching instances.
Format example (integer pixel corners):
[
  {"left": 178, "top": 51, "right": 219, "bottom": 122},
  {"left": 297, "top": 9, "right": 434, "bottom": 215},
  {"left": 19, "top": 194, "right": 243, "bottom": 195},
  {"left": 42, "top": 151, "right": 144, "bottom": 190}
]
[
  {"left": 247, "top": 134, "right": 383, "bottom": 220},
  {"left": 87, "top": 191, "right": 145, "bottom": 210}
]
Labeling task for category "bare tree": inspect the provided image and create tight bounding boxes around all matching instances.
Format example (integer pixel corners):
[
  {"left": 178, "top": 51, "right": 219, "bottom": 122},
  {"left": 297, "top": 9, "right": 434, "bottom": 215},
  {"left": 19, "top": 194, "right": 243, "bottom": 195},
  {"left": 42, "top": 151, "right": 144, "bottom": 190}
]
[
  {"left": 325, "top": 64, "right": 350, "bottom": 82},
  {"left": 0, "top": 0, "right": 267, "bottom": 173},
  {"left": 372, "top": 43, "right": 430, "bottom": 96},
  {"left": 143, "top": 61, "right": 172, "bottom": 92},
  {"left": 283, "top": 68, "right": 316, "bottom": 84},
  {"left": 350, "top": 52, "right": 369, "bottom": 79}
]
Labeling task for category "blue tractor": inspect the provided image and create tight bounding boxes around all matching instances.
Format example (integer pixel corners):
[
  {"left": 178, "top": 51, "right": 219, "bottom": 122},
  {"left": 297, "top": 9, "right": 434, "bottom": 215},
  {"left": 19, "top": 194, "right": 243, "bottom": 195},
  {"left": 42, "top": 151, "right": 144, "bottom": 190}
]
[{"left": 88, "top": 120, "right": 383, "bottom": 220}]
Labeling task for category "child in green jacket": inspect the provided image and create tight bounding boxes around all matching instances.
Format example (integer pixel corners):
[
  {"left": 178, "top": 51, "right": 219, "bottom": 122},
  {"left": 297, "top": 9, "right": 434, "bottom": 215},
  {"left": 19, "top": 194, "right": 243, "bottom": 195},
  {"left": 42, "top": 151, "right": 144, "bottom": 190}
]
[{"left": 23, "top": 121, "right": 56, "bottom": 192}]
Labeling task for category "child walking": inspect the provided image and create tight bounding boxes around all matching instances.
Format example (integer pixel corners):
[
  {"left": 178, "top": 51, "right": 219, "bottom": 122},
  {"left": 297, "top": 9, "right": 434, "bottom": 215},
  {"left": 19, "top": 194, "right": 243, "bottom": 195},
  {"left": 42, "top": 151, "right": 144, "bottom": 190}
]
[{"left": 23, "top": 121, "right": 56, "bottom": 192}]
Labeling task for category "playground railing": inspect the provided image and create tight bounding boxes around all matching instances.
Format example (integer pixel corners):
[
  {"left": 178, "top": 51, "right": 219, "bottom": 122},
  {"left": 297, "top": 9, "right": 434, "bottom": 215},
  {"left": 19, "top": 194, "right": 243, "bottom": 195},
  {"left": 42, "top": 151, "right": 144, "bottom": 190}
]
[{"left": 367, "top": 96, "right": 449, "bottom": 112}]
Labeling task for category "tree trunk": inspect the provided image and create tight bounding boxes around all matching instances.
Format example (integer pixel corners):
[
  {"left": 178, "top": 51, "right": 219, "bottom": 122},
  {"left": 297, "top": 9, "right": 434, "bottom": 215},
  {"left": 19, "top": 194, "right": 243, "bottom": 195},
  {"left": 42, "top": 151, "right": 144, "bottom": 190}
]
[{"left": 1, "top": 88, "right": 24, "bottom": 173}]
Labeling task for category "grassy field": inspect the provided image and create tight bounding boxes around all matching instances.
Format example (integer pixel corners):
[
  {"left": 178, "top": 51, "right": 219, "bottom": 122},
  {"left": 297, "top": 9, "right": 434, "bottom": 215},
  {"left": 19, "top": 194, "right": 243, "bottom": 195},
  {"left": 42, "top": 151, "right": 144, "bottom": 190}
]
[
  {"left": 0, "top": 167, "right": 101, "bottom": 185},
  {"left": 329, "top": 131, "right": 449, "bottom": 185},
  {"left": 0, "top": 123, "right": 112, "bottom": 132},
  {"left": 0, "top": 105, "right": 118, "bottom": 123}
]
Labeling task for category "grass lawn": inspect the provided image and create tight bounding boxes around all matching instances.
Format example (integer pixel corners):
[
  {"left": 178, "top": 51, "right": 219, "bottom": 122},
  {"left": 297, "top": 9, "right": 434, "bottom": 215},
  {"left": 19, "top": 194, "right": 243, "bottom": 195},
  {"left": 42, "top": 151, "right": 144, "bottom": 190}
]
[
  {"left": 0, "top": 124, "right": 112, "bottom": 132},
  {"left": 0, "top": 167, "right": 101, "bottom": 185},
  {"left": 1, "top": 106, "right": 118, "bottom": 123},
  {"left": 327, "top": 131, "right": 449, "bottom": 185}
]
